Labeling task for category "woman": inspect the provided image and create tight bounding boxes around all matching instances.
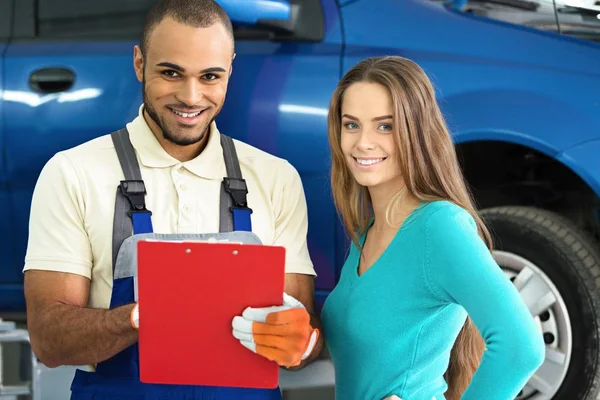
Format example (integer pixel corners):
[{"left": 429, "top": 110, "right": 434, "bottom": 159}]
[{"left": 320, "top": 56, "right": 545, "bottom": 400}]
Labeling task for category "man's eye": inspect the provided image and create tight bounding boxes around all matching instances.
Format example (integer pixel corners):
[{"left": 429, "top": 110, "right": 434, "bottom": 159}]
[
  {"left": 203, "top": 73, "right": 219, "bottom": 81},
  {"left": 162, "top": 70, "right": 180, "bottom": 78}
]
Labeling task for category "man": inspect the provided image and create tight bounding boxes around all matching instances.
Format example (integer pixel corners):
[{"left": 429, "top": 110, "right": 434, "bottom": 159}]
[{"left": 22, "top": 0, "right": 323, "bottom": 398}]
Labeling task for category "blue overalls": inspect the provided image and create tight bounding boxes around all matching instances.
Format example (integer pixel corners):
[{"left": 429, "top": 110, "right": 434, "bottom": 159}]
[{"left": 70, "top": 128, "right": 282, "bottom": 400}]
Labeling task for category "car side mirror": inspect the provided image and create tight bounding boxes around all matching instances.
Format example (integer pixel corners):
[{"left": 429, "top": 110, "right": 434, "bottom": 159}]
[{"left": 215, "top": 0, "right": 291, "bottom": 25}]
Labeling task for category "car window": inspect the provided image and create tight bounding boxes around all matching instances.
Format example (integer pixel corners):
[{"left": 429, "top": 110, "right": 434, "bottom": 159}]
[
  {"left": 0, "top": 0, "right": 13, "bottom": 39},
  {"left": 21, "top": 0, "right": 324, "bottom": 42},
  {"left": 432, "top": 0, "right": 600, "bottom": 43},
  {"left": 37, "top": 0, "right": 153, "bottom": 39},
  {"left": 555, "top": 0, "right": 600, "bottom": 43},
  {"left": 431, "top": 0, "right": 559, "bottom": 33}
]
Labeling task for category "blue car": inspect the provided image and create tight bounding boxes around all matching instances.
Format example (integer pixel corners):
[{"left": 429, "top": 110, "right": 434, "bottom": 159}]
[{"left": 1, "top": 0, "right": 599, "bottom": 398}]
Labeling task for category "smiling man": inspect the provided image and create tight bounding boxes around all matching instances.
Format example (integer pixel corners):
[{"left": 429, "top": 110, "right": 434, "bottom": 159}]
[
  {"left": 22, "top": 1, "right": 322, "bottom": 399},
  {"left": 137, "top": 7, "right": 233, "bottom": 157}
]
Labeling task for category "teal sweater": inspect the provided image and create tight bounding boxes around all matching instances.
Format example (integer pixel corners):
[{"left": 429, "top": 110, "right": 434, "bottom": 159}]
[{"left": 321, "top": 201, "right": 545, "bottom": 400}]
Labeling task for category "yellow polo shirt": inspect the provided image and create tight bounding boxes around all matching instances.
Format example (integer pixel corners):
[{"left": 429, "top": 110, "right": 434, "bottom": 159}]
[{"left": 24, "top": 107, "right": 315, "bottom": 309}]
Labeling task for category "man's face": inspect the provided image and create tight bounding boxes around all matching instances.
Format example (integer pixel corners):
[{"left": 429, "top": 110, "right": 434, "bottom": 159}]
[{"left": 133, "top": 17, "right": 234, "bottom": 146}]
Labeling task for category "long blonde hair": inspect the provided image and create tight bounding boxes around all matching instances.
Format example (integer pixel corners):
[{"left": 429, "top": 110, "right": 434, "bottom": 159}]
[{"left": 327, "top": 56, "right": 490, "bottom": 399}]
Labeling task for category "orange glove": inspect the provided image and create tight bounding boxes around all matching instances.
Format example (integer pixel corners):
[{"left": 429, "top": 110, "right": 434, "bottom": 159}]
[{"left": 231, "top": 293, "right": 319, "bottom": 368}]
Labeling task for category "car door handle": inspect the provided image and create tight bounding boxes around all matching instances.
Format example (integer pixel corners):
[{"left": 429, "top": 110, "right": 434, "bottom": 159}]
[{"left": 29, "top": 68, "right": 76, "bottom": 93}]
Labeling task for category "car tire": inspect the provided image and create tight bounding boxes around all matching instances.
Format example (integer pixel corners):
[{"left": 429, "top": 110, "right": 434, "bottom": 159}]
[{"left": 480, "top": 206, "right": 600, "bottom": 400}]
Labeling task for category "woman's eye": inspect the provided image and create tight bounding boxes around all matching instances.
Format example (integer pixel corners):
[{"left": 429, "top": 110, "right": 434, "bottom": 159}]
[
  {"left": 344, "top": 122, "right": 359, "bottom": 130},
  {"left": 379, "top": 124, "right": 393, "bottom": 132}
]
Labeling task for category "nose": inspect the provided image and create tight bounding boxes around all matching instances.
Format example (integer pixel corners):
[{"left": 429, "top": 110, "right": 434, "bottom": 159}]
[
  {"left": 175, "top": 78, "right": 203, "bottom": 107},
  {"left": 355, "top": 129, "right": 376, "bottom": 151}
]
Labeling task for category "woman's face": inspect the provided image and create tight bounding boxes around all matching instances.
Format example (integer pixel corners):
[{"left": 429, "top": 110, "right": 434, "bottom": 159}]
[{"left": 340, "top": 82, "right": 402, "bottom": 191}]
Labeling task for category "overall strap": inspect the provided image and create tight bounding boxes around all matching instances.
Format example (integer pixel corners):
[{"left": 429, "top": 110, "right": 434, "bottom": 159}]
[
  {"left": 111, "top": 128, "right": 153, "bottom": 271},
  {"left": 219, "top": 135, "right": 252, "bottom": 232}
]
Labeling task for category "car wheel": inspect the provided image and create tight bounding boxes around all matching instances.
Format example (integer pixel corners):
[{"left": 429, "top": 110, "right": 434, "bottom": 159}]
[{"left": 481, "top": 206, "right": 600, "bottom": 400}]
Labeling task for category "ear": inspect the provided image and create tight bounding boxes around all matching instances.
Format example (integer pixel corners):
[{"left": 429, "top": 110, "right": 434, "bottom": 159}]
[
  {"left": 229, "top": 53, "right": 236, "bottom": 77},
  {"left": 133, "top": 45, "right": 144, "bottom": 83}
]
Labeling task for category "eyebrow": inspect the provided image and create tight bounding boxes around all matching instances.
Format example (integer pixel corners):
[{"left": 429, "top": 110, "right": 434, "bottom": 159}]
[
  {"left": 156, "top": 62, "right": 185, "bottom": 72},
  {"left": 156, "top": 63, "right": 227, "bottom": 74},
  {"left": 200, "top": 67, "right": 227, "bottom": 74},
  {"left": 342, "top": 114, "right": 393, "bottom": 122}
]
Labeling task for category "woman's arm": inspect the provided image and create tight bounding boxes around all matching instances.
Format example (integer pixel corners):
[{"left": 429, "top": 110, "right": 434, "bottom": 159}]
[{"left": 424, "top": 203, "right": 545, "bottom": 400}]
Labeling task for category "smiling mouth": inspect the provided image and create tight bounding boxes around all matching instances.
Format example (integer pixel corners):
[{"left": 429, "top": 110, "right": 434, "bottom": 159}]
[
  {"left": 169, "top": 107, "right": 207, "bottom": 119},
  {"left": 354, "top": 157, "right": 387, "bottom": 166}
]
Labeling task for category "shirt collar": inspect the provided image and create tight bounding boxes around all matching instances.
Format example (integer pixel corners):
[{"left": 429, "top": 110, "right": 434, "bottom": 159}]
[{"left": 127, "top": 105, "right": 225, "bottom": 179}]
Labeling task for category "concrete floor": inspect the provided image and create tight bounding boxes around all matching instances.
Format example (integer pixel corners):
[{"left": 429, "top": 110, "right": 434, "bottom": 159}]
[{"left": 283, "top": 388, "right": 335, "bottom": 400}]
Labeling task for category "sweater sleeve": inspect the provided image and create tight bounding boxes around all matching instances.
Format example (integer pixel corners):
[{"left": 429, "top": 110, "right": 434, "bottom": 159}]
[{"left": 424, "top": 204, "right": 545, "bottom": 399}]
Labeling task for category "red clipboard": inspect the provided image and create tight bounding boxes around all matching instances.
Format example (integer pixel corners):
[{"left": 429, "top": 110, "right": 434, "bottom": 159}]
[{"left": 137, "top": 240, "right": 285, "bottom": 388}]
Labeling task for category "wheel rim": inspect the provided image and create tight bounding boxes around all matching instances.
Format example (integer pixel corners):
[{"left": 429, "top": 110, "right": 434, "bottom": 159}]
[{"left": 494, "top": 251, "right": 572, "bottom": 400}]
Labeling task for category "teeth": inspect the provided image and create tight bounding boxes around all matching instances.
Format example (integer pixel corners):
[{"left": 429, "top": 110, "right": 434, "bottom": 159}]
[
  {"left": 172, "top": 109, "right": 202, "bottom": 118},
  {"left": 356, "top": 158, "right": 384, "bottom": 166}
]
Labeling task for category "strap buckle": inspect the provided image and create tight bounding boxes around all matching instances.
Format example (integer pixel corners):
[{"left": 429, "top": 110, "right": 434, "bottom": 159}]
[
  {"left": 119, "top": 180, "right": 150, "bottom": 214},
  {"left": 223, "top": 177, "right": 250, "bottom": 209}
]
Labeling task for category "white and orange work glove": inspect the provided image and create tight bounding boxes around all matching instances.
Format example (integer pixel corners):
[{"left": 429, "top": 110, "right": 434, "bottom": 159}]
[
  {"left": 130, "top": 303, "right": 140, "bottom": 329},
  {"left": 231, "top": 293, "right": 319, "bottom": 368}
]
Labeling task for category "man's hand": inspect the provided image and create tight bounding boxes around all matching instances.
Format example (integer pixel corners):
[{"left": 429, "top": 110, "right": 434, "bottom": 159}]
[{"left": 231, "top": 293, "right": 319, "bottom": 368}]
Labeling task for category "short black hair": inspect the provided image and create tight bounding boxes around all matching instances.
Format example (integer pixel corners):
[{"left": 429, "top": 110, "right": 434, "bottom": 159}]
[{"left": 141, "top": 0, "right": 234, "bottom": 55}]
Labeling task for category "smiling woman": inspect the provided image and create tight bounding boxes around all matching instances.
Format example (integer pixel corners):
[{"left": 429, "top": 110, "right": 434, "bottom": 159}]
[
  {"left": 321, "top": 56, "right": 545, "bottom": 400},
  {"left": 340, "top": 83, "right": 398, "bottom": 190}
]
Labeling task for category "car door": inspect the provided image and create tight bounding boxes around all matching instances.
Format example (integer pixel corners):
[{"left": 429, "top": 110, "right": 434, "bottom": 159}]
[
  {"left": 2, "top": 0, "right": 153, "bottom": 312},
  {"left": 0, "top": 0, "right": 17, "bottom": 311},
  {"left": 215, "top": 0, "right": 344, "bottom": 309}
]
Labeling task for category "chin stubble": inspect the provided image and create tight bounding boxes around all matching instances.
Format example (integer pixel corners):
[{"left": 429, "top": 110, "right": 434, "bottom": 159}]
[{"left": 142, "top": 81, "right": 214, "bottom": 146}]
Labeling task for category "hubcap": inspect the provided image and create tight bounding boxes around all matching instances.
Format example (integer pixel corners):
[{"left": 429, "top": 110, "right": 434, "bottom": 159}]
[{"left": 494, "top": 251, "right": 572, "bottom": 400}]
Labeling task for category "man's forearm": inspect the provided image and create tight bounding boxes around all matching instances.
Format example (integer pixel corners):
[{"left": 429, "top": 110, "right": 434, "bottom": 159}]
[{"left": 29, "top": 302, "right": 137, "bottom": 367}]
